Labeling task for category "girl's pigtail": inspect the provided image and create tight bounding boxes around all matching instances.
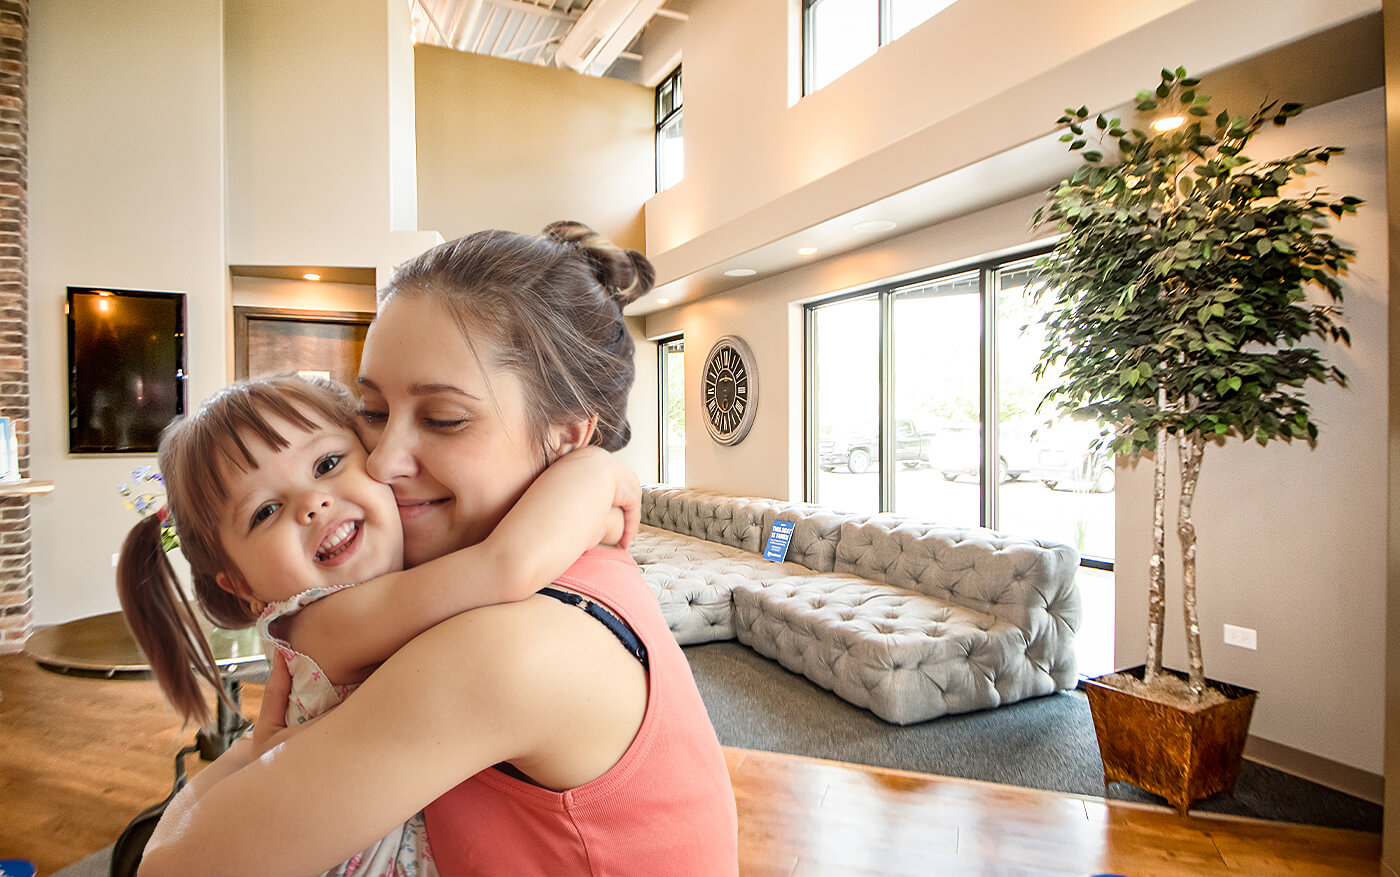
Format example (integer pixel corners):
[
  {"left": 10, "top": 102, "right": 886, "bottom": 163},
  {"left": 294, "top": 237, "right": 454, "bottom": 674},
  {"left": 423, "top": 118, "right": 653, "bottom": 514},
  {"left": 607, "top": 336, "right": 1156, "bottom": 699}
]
[{"left": 116, "top": 514, "right": 231, "bottom": 727}]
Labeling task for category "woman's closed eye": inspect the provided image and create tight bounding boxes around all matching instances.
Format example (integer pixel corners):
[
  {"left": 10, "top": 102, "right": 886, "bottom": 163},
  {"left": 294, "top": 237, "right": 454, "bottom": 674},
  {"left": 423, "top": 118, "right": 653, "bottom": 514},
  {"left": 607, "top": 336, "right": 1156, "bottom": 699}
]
[
  {"left": 356, "top": 407, "right": 387, "bottom": 425},
  {"left": 424, "top": 416, "right": 469, "bottom": 430}
]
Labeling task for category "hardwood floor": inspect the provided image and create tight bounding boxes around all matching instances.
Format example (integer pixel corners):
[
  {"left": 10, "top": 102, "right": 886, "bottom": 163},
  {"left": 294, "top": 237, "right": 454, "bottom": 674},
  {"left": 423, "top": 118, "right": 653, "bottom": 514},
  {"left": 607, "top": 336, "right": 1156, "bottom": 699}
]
[{"left": 0, "top": 653, "right": 1381, "bottom": 876}]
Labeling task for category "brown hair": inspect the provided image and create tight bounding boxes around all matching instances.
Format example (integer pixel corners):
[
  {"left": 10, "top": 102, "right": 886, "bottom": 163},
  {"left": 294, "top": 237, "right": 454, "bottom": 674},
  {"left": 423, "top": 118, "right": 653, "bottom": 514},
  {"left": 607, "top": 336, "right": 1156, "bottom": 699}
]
[
  {"left": 115, "top": 373, "right": 358, "bottom": 725},
  {"left": 379, "top": 221, "right": 654, "bottom": 457}
]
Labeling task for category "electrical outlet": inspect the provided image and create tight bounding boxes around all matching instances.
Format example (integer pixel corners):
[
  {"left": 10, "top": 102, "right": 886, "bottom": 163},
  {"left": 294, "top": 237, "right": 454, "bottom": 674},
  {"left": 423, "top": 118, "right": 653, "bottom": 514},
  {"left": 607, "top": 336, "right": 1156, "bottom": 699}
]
[
  {"left": 1223, "top": 623, "right": 1257, "bottom": 650},
  {"left": 111, "top": 552, "right": 120, "bottom": 568}
]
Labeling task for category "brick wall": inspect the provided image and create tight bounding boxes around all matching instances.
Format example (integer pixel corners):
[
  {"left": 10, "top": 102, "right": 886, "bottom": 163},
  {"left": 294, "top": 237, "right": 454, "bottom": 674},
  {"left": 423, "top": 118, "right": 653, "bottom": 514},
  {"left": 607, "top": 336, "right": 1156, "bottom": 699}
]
[{"left": 0, "top": 0, "right": 28, "bottom": 654}]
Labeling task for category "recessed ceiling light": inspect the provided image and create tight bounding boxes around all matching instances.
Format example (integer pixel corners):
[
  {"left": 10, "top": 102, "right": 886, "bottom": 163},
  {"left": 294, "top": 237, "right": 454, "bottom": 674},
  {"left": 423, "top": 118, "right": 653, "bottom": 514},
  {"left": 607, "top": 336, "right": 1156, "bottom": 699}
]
[
  {"left": 797, "top": 246, "right": 819, "bottom": 256},
  {"left": 1152, "top": 116, "right": 1185, "bottom": 132},
  {"left": 853, "top": 220, "right": 897, "bottom": 233},
  {"left": 303, "top": 272, "right": 322, "bottom": 281},
  {"left": 656, "top": 297, "right": 671, "bottom": 304},
  {"left": 724, "top": 268, "right": 757, "bottom": 277}
]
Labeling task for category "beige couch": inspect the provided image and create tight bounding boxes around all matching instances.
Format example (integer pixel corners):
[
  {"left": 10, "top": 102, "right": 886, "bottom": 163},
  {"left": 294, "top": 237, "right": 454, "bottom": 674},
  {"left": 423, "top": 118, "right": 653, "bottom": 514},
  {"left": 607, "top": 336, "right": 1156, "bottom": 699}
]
[{"left": 629, "top": 486, "right": 1083, "bottom": 725}]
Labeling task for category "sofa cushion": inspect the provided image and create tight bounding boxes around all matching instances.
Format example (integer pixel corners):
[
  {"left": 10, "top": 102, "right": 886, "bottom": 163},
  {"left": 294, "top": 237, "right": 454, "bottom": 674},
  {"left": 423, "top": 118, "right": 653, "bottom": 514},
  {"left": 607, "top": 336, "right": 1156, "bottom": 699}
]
[
  {"left": 760, "top": 507, "right": 853, "bottom": 572},
  {"left": 630, "top": 525, "right": 793, "bottom": 644},
  {"left": 732, "top": 573, "right": 1065, "bottom": 725},
  {"left": 834, "top": 518, "right": 1082, "bottom": 689}
]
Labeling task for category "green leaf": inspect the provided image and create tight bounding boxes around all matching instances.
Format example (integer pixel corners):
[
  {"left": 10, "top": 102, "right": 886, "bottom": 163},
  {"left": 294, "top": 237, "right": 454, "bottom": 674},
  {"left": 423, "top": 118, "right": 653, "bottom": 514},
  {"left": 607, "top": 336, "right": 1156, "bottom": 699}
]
[
  {"left": 1256, "top": 238, "right": 1272, "bottom": 257},
  {"left": 1084, "top": 150, "right": 1103, "bottom": 162},
  {"left": 1156, "top": 83, "right": 1170, "bottom": 99},
  {"left": 1161, "top": 68, "right": 1175, "bottom": 83}
]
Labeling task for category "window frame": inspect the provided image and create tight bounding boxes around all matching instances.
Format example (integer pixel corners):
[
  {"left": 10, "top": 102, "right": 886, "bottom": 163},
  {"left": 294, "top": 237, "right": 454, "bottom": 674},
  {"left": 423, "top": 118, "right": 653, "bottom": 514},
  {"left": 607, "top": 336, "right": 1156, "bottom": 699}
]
[
  {"left": 655, "top": 66, "right": 683, "bottom": 192},
  {"left": 657, "top": 334, "right": 685, "bottom": 484},
  {"left": 802, "top": 0, "right": 951, "bottom": 95}
]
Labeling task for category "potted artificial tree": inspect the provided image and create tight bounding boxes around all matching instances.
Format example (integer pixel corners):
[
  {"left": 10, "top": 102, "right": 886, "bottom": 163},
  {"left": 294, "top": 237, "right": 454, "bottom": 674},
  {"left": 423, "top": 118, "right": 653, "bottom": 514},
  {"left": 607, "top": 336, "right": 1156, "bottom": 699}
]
[{"left": 1031, "top": 67, "right": 1361, "bottom": 814}]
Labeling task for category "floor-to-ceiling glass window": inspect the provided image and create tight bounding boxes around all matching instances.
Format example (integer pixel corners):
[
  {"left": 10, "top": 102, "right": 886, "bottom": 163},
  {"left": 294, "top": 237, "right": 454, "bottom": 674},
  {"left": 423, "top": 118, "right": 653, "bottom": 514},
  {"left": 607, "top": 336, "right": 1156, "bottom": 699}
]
[
  {"left": 891, "top": 270, "right": 980, "bottom": 525},
  {"left": 658, "top": 336, "right": 685, "bottom": 484},
  {"left": 810, "top": 293, "right": 880, "bottom": 514},
  {"left": 806, "top": 251, "right": 1115, "bottom": 677}
]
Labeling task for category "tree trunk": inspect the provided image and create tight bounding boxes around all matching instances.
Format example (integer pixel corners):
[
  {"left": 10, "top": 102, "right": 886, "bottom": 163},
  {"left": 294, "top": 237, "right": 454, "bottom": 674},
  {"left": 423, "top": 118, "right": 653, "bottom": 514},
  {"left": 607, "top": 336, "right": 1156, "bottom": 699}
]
[
  {"left": 1177, "top": 431, "right": 1207, "bottom": 698},
  {"left": 1144, "top": 424, "right": 1167, "bottom": 685}
]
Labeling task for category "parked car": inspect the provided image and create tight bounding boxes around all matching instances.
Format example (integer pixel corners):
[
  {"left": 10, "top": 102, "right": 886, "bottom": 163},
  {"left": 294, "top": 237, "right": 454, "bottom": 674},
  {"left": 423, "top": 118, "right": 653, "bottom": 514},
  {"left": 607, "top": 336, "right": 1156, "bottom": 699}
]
[
  {"left": 924, "top": 423, "right": 1032, "bottom": 483},
  {"left": 1026, "top": 417, "right": 1116, "bottom": 493},
  {"left": 819, "top": 419, "right": 926, "bottom": 473}
]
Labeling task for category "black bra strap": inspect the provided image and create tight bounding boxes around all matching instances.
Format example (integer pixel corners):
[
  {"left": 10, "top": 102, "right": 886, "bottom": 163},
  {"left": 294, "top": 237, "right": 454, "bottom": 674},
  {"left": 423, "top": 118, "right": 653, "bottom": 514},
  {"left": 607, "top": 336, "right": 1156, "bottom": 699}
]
[{"left": 538, "top": 587, "right": 649, "bottom": 670}]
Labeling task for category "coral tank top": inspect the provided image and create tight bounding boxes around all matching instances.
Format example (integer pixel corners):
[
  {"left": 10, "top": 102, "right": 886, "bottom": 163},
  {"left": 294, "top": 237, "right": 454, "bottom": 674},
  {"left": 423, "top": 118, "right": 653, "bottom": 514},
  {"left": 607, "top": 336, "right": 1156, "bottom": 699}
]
[{"left": 423, "top": 547, "right": 739, "bottom": 876}]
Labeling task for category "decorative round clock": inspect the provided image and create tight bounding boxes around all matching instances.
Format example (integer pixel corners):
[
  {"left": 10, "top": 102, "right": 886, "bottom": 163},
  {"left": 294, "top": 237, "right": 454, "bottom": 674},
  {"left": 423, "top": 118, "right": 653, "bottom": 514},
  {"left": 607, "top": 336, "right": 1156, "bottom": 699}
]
[{"left": 702, "top": 335, "right": 758, "bottom": 446}]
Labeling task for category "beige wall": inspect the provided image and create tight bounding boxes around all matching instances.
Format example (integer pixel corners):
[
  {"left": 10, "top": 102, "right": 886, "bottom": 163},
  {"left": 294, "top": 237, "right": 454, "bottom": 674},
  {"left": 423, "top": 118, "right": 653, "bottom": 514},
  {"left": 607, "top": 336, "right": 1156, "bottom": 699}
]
[
  {"left": 643, "top": 0, "right": 1377, "bottom": 285},
  {"left": 28, "top": 0, "right": 229, "bottom": 624},
  {"left": 647, "top": 85, "right": 1389, "bottom": 776},
  {"left": 231, "top": 276, "right": 378, "bottom": 314},
  {"left": 224, "top": 0, "right": 440, "bottom": 278},
  {"left": 618, "top": 317, "right": 660, "bottom": 483},
  {"left": 414, "top": 47, "right": 652, "bottom": 251}
]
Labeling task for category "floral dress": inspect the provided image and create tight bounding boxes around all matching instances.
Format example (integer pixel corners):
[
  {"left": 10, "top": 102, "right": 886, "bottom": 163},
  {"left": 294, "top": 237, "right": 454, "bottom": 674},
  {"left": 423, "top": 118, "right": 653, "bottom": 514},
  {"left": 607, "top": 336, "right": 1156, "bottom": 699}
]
[{"left": 258, "top": 585, "right": 437, "bottom": 877}]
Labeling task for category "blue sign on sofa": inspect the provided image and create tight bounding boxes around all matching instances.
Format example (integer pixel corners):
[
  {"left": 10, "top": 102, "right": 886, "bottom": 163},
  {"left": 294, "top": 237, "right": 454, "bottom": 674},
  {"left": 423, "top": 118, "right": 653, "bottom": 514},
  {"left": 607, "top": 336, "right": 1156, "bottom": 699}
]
[{"left": 764, "top": 519, "right": 795, "bottom": 562}]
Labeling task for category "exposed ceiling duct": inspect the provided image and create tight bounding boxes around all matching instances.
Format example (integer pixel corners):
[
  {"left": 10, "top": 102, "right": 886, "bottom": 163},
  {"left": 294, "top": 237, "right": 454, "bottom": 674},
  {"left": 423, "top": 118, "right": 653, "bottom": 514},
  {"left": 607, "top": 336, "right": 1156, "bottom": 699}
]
[
  {"left": 552, "top": 0, "right": 667, "bottom": 77},
  {"left": 410, "top": 0, "right": 685, "bottom": 81}
]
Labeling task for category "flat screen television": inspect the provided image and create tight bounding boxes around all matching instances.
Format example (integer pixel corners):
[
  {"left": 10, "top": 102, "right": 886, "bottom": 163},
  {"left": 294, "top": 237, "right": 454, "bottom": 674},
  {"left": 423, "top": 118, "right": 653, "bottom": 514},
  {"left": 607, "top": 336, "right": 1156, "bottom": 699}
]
[{"left": 67, "top": 286, "right": 187, "bottom": 454}]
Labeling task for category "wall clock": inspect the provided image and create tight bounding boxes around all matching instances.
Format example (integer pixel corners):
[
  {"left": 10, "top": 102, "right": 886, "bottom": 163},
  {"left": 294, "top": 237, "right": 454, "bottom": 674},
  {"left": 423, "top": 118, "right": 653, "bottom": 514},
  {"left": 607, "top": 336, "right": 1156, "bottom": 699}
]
[{"left": 702, "top": 335, "right": 758, "bottom": 446}]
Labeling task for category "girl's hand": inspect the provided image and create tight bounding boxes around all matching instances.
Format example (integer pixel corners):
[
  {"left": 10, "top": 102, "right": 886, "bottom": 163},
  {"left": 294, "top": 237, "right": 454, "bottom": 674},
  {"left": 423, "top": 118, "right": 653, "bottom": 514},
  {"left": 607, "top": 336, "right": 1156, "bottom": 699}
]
[
  {"left": 252, "top": 650, "right": 291, "bottom": 758},
  {"left": 608, "top": 461, "right": 641, "bottom": 550}
]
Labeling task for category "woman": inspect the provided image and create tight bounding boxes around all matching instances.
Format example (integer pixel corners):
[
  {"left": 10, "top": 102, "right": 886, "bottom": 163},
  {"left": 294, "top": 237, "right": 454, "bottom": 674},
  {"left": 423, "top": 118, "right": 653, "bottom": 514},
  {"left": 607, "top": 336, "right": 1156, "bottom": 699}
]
[{"left": 139, "top": 223, "right": 740, "bottom": 877}]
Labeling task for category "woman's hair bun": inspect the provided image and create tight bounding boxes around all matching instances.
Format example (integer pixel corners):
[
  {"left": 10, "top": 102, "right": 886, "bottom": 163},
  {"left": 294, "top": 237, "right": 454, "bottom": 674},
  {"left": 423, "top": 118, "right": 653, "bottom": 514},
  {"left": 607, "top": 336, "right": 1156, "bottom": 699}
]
[{"left": 543, "top": 220, "right": 656, "bottom": 307}]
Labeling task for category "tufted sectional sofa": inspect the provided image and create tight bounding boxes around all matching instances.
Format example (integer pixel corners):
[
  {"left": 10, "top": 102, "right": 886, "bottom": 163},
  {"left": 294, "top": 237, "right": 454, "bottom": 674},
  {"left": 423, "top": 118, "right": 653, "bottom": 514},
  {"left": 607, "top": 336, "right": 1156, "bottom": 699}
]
[{"left": 628, "top": 486, "right": 1083, "bottom": 725}]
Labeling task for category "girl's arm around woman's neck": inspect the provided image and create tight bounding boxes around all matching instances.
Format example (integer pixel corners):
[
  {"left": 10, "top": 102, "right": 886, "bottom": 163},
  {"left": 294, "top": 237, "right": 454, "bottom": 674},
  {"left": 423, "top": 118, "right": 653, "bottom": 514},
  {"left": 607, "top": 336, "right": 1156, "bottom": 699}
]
[{"left": 138, "top": 594, "right": 647, "bottom": 877}]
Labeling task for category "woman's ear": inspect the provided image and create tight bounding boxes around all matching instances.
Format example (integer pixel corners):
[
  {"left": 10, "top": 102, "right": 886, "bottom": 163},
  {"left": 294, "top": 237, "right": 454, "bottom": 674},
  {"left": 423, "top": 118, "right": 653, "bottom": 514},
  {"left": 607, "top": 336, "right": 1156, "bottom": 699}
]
[
  {"left": 548, "top": 415, "right": 599, "bottom": 458},
  {"left": 216, "top": 570, "right": 264, "bottom": 616}
]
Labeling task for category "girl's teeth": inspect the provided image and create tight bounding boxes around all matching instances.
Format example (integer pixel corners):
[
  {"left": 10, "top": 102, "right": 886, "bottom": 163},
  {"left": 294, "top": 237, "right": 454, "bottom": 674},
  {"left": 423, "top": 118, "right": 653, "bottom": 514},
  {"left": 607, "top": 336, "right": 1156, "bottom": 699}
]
[{"left": 316, "top": 522, "right": 357, "bottom": 560}]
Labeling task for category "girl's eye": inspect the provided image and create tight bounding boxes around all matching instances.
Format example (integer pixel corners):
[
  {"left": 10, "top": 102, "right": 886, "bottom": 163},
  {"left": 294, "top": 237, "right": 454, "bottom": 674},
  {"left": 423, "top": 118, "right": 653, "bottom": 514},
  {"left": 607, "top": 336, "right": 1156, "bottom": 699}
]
[
  {"left": 315, "top": 454, "right": 343, "bottom": 477},
  {"left": 251, "top": 503, "right": 279, "bottom": 529}
]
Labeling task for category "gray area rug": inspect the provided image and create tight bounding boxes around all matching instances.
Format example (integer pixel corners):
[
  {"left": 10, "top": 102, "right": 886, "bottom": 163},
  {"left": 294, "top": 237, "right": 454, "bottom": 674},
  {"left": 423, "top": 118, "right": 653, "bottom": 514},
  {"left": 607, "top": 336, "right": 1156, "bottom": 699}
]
[{"left": 685, "top": 640, "right": 1382, "bottom": 833}]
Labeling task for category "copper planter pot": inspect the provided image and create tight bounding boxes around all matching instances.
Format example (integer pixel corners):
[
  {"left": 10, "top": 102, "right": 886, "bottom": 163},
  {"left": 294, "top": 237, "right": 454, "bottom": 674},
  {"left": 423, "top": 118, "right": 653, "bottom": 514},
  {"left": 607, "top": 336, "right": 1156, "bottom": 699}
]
[{"left": 1083, "top": 665, "right": 1257, "bottom": 815}]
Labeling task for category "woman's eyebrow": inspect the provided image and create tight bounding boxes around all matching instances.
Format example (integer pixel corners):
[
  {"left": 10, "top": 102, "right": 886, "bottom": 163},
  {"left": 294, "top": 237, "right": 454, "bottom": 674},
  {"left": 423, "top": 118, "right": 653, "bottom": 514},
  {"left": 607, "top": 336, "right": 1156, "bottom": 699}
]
[{"left": 356, "top": 375, "right": 481, "bottom": 401}]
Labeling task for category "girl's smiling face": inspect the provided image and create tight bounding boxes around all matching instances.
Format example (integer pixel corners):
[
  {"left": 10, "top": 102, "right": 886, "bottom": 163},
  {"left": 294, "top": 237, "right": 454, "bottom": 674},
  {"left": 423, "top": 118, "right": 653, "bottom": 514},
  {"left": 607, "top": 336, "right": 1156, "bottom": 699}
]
[
  {"left": 214, "top": 407, "right": 404, "bottom": 611},
  {"left": 356, "top": 294, "right": 585, "bottom": 568}
]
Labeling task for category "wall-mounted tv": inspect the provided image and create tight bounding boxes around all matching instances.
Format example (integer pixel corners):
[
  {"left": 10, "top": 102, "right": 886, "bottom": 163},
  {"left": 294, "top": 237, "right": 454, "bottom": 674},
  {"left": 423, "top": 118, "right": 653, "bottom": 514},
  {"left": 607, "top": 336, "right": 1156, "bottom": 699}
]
[{"left": 67, "top": 286, "right": 187, "bottom": 454}]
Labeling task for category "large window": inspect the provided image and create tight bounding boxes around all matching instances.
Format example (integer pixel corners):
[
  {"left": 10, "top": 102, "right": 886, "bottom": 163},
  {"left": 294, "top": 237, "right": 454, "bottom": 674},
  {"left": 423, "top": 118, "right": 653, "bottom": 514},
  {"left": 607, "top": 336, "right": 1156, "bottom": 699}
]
[
  {"left": 807, "top": 253, "right": 1116, "bottom": 675},
  {"left": 807, "top": 254, "right": 1113, "bottom": 562},
  {"left": 655, "top": 67, "right": 683, "bottom": 192},
  {"left": 803, "top": 0, "right": 957, "bottom": 93},
  {"left": 659, "top": 336, "right": 685, "bottom": 484}
]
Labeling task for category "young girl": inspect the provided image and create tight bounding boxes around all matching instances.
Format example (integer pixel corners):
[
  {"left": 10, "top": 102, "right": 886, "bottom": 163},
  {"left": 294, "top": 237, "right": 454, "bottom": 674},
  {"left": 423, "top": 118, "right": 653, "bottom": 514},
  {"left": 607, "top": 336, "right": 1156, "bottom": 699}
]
[{"left": 117, "top": 371, "right": 638, "bottom": 877}]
